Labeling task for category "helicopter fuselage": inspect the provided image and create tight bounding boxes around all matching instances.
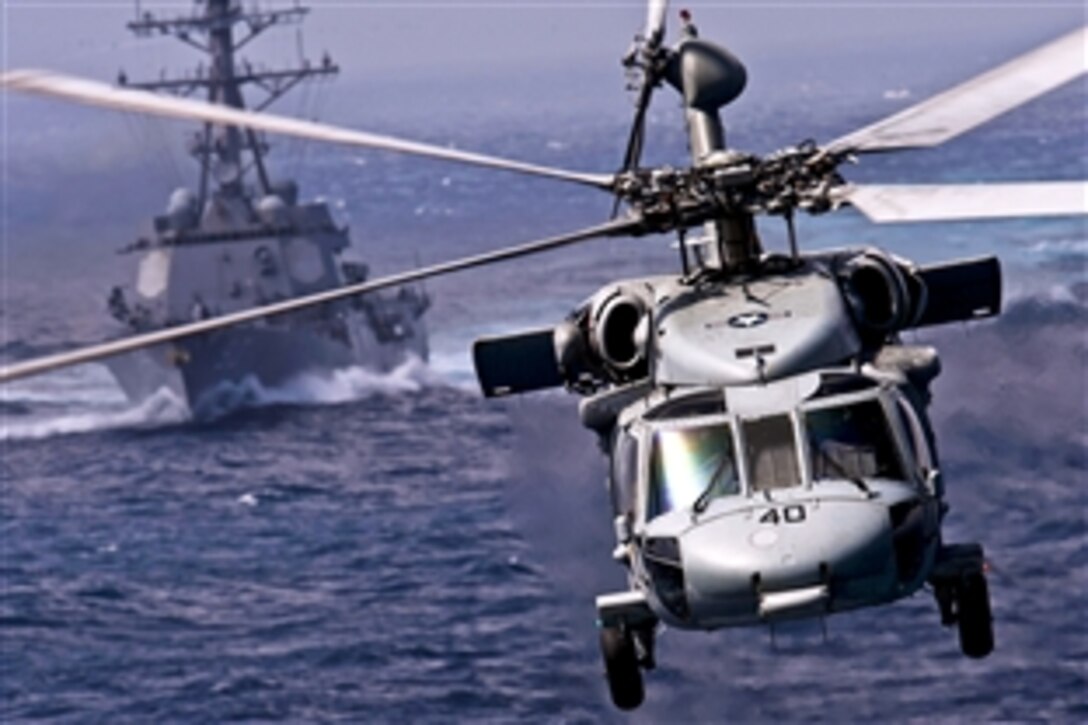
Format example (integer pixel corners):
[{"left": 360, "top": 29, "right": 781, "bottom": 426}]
[{"left": 601, "top": 369, "right": 944, "bottom": 632}]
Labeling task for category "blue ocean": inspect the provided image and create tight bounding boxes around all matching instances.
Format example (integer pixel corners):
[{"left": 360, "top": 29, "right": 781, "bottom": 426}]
[{"left": 2, "top": 22, "right": 1086, "bottom": 722}]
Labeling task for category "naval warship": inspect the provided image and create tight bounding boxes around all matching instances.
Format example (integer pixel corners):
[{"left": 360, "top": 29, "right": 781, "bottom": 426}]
[{"left": 104, "top": 0, "right": 429, "bottom": 415}]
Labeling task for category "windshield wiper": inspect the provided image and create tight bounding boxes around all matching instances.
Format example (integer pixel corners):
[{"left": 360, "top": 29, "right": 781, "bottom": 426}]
[{"left": 693, "top": 454, "right": 735, "bottom": 516}]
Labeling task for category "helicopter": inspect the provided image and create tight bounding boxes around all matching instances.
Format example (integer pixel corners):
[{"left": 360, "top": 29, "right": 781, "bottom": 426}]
[{"left": 2, "top": 0, "right": 1086, "bottom": 712}]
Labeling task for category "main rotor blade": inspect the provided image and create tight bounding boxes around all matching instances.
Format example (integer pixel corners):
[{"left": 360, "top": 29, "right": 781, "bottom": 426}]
[
  {"left": 827, "top": 26, "right": 1087, "bottom": 155},
  {"left": 0, "top": 217, "right": 642, "bottom": 385},
  {"left": 837, "top": 181, "right": 1088, "bottom": 223},
  {"left": 645, "top": 0, "right": 669, "bottom": 47},
  {"left": 1, "top": 69, "right": 615, "bottom": 191}
]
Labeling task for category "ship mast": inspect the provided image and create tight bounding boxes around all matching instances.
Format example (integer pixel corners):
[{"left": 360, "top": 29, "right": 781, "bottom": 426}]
[{"left": 120, "top": 0, "right": 338, "bottom": 209}]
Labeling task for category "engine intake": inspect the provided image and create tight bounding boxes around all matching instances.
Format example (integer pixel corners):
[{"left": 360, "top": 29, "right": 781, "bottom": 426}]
[
  {"left": 841, "top": 251, "right": 923, "bottom": 334},
  {"left": 591, "top": 291, "right": 650, "bottom": 375}
]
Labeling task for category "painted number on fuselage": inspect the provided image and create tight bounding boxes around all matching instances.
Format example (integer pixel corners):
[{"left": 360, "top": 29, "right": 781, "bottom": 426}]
[{"left": 758, "top": 505, "right": 807, "bottom": 525}]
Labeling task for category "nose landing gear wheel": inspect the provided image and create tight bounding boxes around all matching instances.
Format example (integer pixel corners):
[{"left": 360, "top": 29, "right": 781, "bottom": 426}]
[
  {"left": 956, "top": 572, "right": 994, "bottom": 658},
  {"left": 600, "top": 626, "right": 645, "bottom": 710}
]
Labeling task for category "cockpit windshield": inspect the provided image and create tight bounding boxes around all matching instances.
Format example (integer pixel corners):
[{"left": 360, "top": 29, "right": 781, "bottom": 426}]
[
  {"left": 743, "top": 414, "right": 801, "bottom": 491},
  {"left": 648, "top": 422, "right": 738, "bottom": 519},
  {"left": 805, "top": 399, "right": 904, "bottom": 481}
]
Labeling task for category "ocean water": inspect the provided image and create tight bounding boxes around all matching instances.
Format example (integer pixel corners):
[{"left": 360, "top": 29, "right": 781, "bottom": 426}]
[{"left": 2, "top": 40, "right": 1087, "bottom": 724}]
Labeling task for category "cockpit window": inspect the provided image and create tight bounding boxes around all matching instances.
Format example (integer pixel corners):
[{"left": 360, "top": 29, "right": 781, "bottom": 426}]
[
  {"left": 805, "top": 399, "right": 904, "bottom": 481},
  {"left": 743, "top": 415, "right": 801, "bottom": 491},
  {"left": 648, "top": 422, "right": 738, "bottom": 519}
]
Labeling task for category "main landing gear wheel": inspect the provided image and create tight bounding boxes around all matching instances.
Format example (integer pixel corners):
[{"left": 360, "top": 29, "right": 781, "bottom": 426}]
[
  {"left": 932, "top": 543, "right": 994, "bottom": 659},
  {"left": 600, "top": 626, "right": 644, "bottom": 710},
  {"left": 956, "top": 572, "right": 994, "bottom": 658}
]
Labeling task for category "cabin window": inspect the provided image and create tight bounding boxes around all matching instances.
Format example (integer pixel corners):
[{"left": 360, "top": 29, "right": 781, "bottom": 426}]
[
  {"left": 648, "top": 422, "right": 738, "bottom": 519},
  {"left": 805, "top": 400, "right": 904, "bottom": 481},
  {"left": 742, "top": 415, "right": 801, "bottom": 491}
]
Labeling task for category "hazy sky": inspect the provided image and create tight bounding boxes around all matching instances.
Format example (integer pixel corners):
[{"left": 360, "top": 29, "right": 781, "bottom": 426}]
[
  {"left": 4, "top": 1, "right": 1084, "bottom": 84},
  {"left": 3, "top": 2, "right": 1085, "bottom": 162}
]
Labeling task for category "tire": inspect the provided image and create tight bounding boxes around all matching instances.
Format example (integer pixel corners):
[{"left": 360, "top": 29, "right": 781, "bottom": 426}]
[
  {"left": 600, "top": 626, "right": 645, "bottom": 710},
  {"left": 957, "top": 573, "right": 994, "bottom": 658}
]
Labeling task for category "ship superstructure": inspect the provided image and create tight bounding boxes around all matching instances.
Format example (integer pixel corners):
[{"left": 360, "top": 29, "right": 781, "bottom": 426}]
[{"left": 106, "top": 0, "right": 429, "bottom": 414}]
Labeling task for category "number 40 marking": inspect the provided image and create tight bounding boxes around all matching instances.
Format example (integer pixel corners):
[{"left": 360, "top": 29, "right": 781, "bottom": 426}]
[{"left": 759, "top": 505, "right": 807, "bottom": 525}]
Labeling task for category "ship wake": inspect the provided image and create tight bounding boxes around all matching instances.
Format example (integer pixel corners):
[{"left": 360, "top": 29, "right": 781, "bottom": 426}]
[
  {"left": 0, "top": 385, "right": 190, "bottom": 441},
  {"left": 1, "top": 356, "right": 445, "bottom": 440},
  {"left": 191, "top": 355, "right": 440, "bottom": 419}
]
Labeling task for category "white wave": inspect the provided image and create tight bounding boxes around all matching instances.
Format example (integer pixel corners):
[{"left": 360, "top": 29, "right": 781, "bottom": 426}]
[
  {"left": 426, "top": 348, "right": 478, "bottom": 391},
  {"left": 1002, "top": 282, "right": 1088, "bottom": 307},
  {"left": 2, "top": 363, "right": 125, "bottom": 406},
  {"left": 423, "top": 335, "right": 479, "bottom": 391},
  {"left": 249, "top": 356, "right": 437, "bottom": 406},
  {"left": 188, "top": 355, "right": 443, "bottom": 419},
  {"left": 1042, "top": 285, "right": 1088, "bottom": 305},
  {"left": 1027, "top": 237, "right": 1088, "bottom": 255},
  {"left": 0, "top": 386, "right": 191, "bottom": 441},
  {"left": 1, "top": 356, "right": 459, "bottom": 439}
]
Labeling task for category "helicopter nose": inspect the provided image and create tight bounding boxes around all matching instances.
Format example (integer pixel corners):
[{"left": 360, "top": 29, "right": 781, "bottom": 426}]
[{"left": 680, "top": 498, "right": 897, "bottom": 627}]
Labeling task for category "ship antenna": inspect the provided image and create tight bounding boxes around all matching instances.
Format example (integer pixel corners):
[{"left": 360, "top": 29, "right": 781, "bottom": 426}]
[{"left": 120, "top": 0, "right": 339, "bottom": 209}]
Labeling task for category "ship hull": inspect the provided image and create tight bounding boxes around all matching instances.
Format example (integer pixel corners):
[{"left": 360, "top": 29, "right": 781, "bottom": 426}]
[{"left": 105, "top": 314, "right": 427, "bottom": 419}]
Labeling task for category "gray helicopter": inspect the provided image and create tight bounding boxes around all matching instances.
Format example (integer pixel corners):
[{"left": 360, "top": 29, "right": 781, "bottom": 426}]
[{"left": 1, "top": 0, "right": 1085, "bottom": 712}]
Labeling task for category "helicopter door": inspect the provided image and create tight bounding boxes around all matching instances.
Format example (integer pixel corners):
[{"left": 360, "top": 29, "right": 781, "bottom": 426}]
[{"left": 741, "top": 415, "right": 801, "bottom": 492}]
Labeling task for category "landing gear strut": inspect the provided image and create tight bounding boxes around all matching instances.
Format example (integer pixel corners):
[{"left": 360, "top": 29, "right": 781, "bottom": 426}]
[{"left": 931, "top": 543, "right": 994, "bottom": 658}]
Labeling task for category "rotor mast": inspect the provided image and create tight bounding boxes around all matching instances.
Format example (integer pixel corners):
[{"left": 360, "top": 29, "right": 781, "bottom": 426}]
[
  {"left": 120, "top": 0, "right": 339, "bottom": 207},
  {"left": 669, "top": 13, "right": 759, "bottom": 274}
]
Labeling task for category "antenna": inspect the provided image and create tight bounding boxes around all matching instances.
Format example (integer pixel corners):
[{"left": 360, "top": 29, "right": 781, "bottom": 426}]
[{"left": 119, "top": 0, "right": 338, "bottom": 206}]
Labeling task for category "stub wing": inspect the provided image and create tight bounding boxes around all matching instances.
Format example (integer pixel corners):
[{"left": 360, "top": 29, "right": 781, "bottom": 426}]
[{"left": 473, "top": 328, "right": 564, "bottom": 398}]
